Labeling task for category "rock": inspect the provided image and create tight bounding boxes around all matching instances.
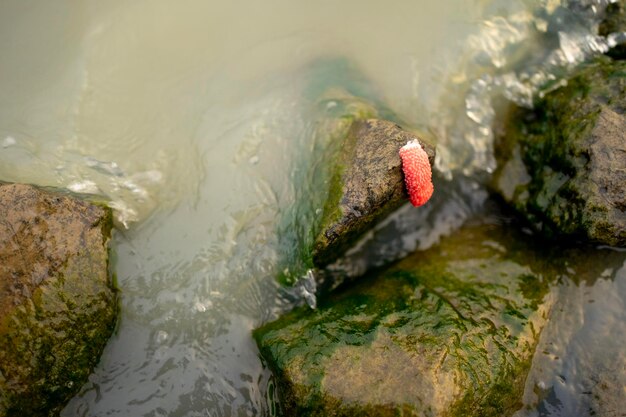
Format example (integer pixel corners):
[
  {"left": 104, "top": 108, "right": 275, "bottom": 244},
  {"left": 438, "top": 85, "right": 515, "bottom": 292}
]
[
  {"left": 312, "top": 119, "right": 435, "bottom": 267},
  {"left": 276, "top": 81, "right": 436, "bottom": 286},
  {"left": 516, "top": 250, "right": 626, "bottom": 416},
  {"left": 599, "top": 0, "right": 626, "bottom": 60},
  {"left": 255, "top": 221, "right": 556, "bottom": 416},
  {"left": 492, "top": 57, "right": 626, "bottom": 247},
  {"left": 0, "top": 183, "right": 117, "bottom": 417},
  {"left": 275, "top": 88, "right": 382, "bottom": 285}
]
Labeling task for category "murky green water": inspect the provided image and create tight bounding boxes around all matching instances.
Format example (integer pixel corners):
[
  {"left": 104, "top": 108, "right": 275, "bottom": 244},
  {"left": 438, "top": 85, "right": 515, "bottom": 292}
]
[{"left": 0, "top": 0, "right": 624, "bottom": 416}]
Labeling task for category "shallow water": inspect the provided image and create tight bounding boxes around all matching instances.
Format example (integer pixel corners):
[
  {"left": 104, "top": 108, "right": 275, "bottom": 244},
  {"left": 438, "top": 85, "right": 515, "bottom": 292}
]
[{"left": 0, "top": 0, "right": 623, "bottom": 415}]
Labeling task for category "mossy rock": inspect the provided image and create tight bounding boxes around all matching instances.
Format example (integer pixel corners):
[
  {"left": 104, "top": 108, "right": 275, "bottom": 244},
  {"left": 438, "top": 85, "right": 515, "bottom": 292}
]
[
  {"left": 600, "top": 0, "right": 626, "bottom": 60},
  {"left": 0, "top": 183, "right": 117, "bottom": 417},
  {"left": 276, "top": 75, "right": 435, "bottom": 285},
  {"left": 255, "top": 222, "right": 557, "bottom": 416},
  {"left": 492, "top": 57, "right": 626, "bottom": 247},
  {"left": 275, "top": 88, "right": 382, "bottom": 285},
  {"left": 312, "top": 119, "right": 435, "bottom": 267}
]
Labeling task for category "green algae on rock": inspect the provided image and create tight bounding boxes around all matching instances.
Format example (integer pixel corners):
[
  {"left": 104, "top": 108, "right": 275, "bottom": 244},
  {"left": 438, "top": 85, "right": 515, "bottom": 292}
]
[
  {"left": 312, "top": 119, "right": 435, "bottom": 267},
  {"left": 276, "top": 76, "right": 435, "bottom": 285},
  {"left": 0, "top": 183, "right": 117, "bottom": 417},
  {"left": 255, "top": 222, "right": 556, "bottom": 416},
  {"left": 600, "top": 0, "right": 626, "bottom": 60},
  {"left": 492, "top": 57, "right": 626, "bottom": 247},
  {"left": 275, "top": 88, "right": 382, "bottom": 285}
]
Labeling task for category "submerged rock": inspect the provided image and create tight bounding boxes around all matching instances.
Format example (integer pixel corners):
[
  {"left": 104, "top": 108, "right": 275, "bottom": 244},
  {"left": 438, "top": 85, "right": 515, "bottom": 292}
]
[
  {"left": 0, "top": 183, "right": 117, "bottom": 417},
  {"left": 492, "top": 57, "right": 626, "bottom": 247},
  {"left": 255, "top": 221, "right": 557, "bottom": 416},
  {"left": 515, "top": 249, "right": 626, "bottom": 416},
  {"left": 312, "top": 119, "right": 435, "bottom": 267}
]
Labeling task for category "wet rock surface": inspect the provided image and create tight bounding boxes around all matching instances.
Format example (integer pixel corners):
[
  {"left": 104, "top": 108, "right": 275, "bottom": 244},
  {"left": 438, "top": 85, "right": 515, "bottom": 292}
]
[
  {"left": 515, "top": 254, "right": 626, "bottom": 417},
  {"left": 0, "top": 183, "right": 117, "bottom": 417},
  {"left": 600, "top": 0, "right": 626, "bottom": 60},
  {"left": 256, "top": 221, "right": 560, "bottom": 417},
  {"left": 312, "top": 119, "right": 435, "bottom": 267},
  {"left": 492, "top": 57, "right": 626, "bottom": 247}
]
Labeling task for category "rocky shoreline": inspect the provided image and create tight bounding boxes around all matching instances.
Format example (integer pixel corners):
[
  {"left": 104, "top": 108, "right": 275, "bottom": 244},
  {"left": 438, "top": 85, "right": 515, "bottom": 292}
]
[
  {"left": 254, "top": 10, "right": 626, "bottom": 417},
  {"left": 2, "top": 5, "right": 626, "bottom": 416}
]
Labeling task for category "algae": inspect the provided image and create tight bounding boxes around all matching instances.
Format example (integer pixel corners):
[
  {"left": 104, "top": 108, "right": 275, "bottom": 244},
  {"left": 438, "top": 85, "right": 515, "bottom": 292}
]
[
  {"left": 311, "top": 118, "right": 436, "bottom": 269},
  {"left": 0, "top": 183, "right": 118, "bottom": 417},
  {"left": 600, "top": 0, "right": 626, "bottom": 60},
  {"left": 274, "top": 59, "right": 437, "bottom": 286},
  {"left": 275, "top": 90, "right": 379, "bottom": 286},
  {"left": 492, "top": 56, "right": 626, "bottom": 246},
  {"left": 255, "top": 220, "right": 561, "bottom": 416}
]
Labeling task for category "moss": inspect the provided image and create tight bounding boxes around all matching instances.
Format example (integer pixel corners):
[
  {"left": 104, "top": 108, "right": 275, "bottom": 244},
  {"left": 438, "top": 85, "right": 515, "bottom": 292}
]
[
  {"left": 274, "top": 57, "right": 437, "bottom": 285},
  {"left": 1, "top": 286, "right": 116, "bottom": 416},
  {"left": 275, "top": 90, "right": 379, "bottom": 286},
  {"left": 0, "top": 185, "right": 118, "bottom": 417},
  {"left": 311, "top": 118, "right": 435, "bottom": 268},
  {"left": 316, "top": 99, "right": 378, "bottom": 232},
  {"left": 492, "top": 57, "right": 626, "bottom": 246},
  {"left": 255, "top": 221, "right": 570, "bottom": 416},
  {"left": 600, "top": 1, "right": 626, "bottom": 60}
]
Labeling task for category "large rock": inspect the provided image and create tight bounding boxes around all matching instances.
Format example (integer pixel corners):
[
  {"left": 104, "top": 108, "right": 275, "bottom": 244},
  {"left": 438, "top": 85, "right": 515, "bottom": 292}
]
[
  {"left": 312, "top": 119, "right": 435, "bottom": 267},
  {"left": 0, "top": 183, "right": 117, "bottom": 417},
  {"left": 492, "top": 57, "right": 626, "bottom": 247},
  {"left": 255, "top": 221, "right": 557, "bottom": 416},
  {"left": 276, "top": 82, "right": 435, "bottom": 286}
]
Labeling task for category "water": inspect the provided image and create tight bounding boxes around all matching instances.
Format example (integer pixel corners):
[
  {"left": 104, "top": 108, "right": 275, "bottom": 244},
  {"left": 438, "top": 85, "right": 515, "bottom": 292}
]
[
  {"left": 0, "top": 0, "right": 624, "bottom": 415},
  {"left": 515, "top": 258, "right": 626, "bottom": 417}
]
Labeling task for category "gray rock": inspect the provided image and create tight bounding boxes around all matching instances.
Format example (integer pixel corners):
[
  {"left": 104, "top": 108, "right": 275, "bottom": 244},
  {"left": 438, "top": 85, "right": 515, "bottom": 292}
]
[
  {"left": 312, "top": 119, "right": 435, "bottom": 267},
  {"left": 492, "top": 57, "right": 626, "bottom": 247},
  {"left": 0, "top": 183, "right": 117, "bottom": 417}
]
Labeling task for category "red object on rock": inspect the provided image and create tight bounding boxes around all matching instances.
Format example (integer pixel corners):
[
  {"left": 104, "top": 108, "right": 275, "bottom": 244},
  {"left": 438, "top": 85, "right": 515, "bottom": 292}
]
[{"left": 399, "top": 140, "right": 434, "bottom": 207}]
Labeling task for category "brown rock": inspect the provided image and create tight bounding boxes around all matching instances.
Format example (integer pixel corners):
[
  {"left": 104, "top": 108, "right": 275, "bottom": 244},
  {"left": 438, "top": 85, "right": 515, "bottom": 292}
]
[
  {"left": 312, "top": 119, "right": 435, "bottom": 267},
  {"left": 0, "top": 183, "right": 117, "bottom": 417},
  {"left": 492, "top": 57, "right": 626, "bottom": 247}
]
